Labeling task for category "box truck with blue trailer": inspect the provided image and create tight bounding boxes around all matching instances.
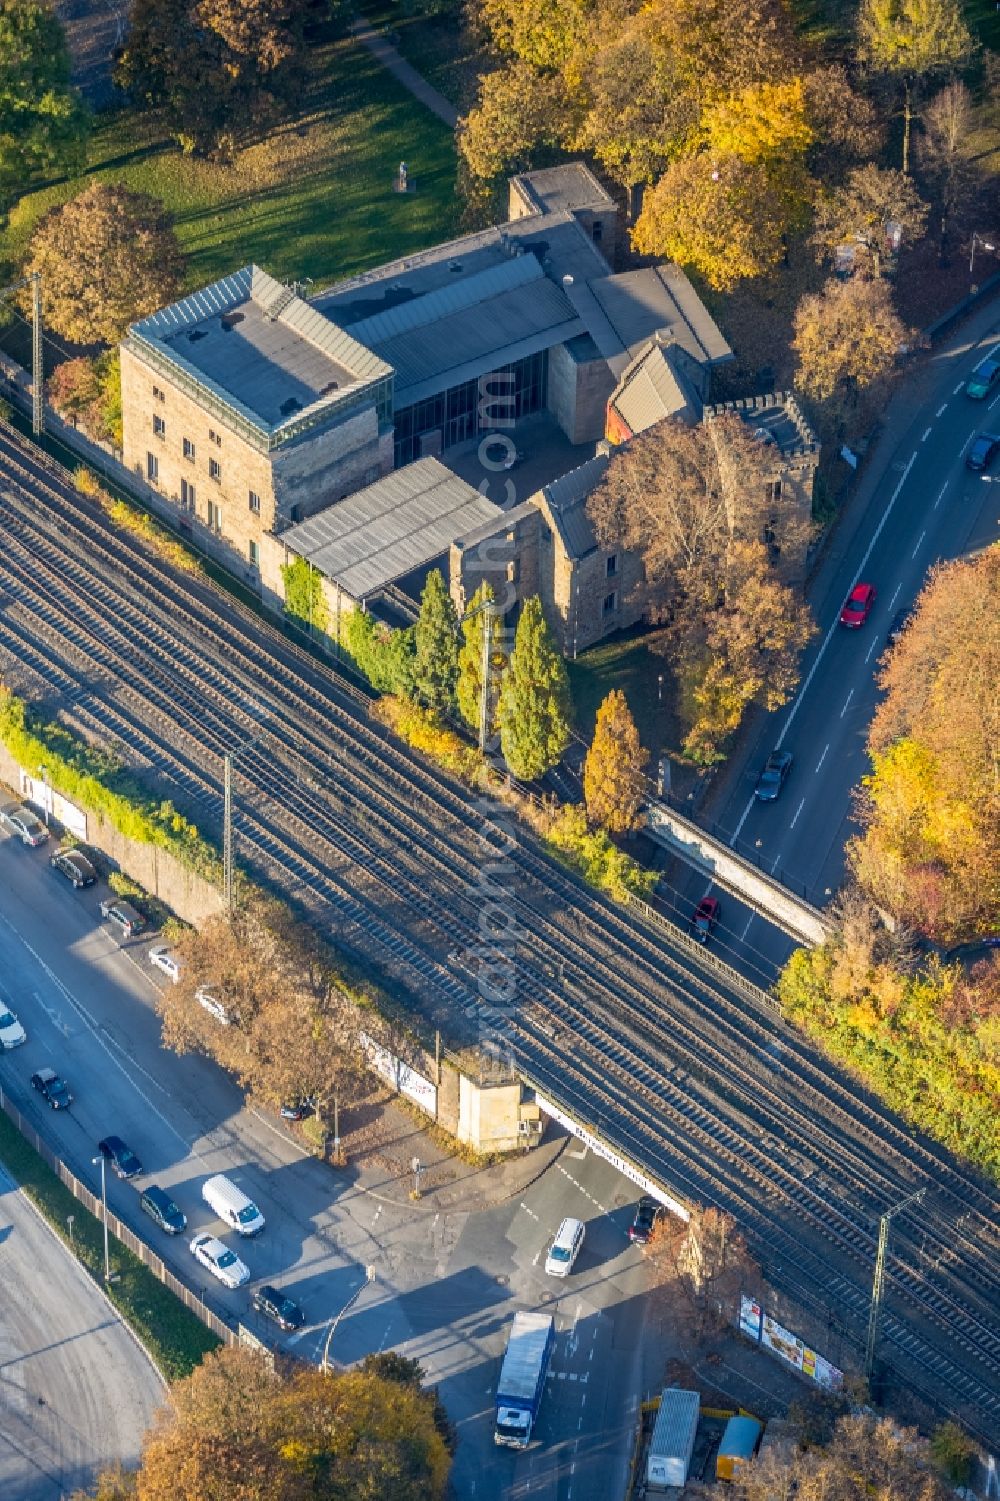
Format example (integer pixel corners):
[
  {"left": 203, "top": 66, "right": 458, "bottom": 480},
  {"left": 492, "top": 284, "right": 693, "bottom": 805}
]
[{"left": 494, "top": 1311, "right": 555, "bottom": 1448}]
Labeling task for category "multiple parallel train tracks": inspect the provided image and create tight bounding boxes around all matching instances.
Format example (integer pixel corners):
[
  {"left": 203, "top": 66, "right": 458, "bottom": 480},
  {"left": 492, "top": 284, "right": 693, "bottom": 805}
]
[{"left": 0, "top": 423, "right": 996, "bottom": 1441}]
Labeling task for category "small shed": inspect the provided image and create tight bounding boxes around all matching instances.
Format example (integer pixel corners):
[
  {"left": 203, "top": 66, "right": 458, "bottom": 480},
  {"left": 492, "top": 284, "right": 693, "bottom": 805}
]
[
  {"left": 716, "top": 1415, "right": 763, "bottom": 1480},
  {"left": 646, "top": 1388, "right": 700, "bottom": 1491}
]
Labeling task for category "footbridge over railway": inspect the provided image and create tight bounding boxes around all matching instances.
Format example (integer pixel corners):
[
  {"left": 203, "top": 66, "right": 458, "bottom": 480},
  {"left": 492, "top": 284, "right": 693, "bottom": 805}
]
[{"left": 645, "top": 801, "right": 832, "bottom": 948}]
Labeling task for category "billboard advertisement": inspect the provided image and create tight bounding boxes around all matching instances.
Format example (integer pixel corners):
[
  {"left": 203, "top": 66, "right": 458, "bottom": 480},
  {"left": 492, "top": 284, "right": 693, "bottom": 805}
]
[
  {"left": 739, "top": 1294, "right": 763, "bottom": 1342},
  {"left": 359, "top": 1031, "right": 437, "bottom": 1116},
  {"left": 762, "top": 1313, "right": 805, "bottom": 1371}
]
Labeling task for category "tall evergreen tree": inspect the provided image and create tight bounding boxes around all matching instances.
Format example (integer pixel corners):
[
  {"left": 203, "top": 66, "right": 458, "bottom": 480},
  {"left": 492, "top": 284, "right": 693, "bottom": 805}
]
[
  {"left": 413, "top": 569, "right": 458, "bottom": 715},
  {"left": 583, "top": 689, "right": 649, "bottom": 833},
  {"left": 0, "top": 0, "right": 88, "bottom": 216},
  {"left": 456, "top": 582, "right": 503, "bottom": 733},
  {"left": 498, "top": 596, "right": 572, "bottom": 780}
]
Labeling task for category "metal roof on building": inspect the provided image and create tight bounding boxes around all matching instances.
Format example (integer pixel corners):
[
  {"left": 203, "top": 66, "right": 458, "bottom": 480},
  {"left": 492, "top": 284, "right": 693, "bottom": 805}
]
[
  {"left": 591, "top": 265, "right": 733, "bottom": 367},
  {"left": 610, "top": 341, "right": 702, "bottom": 436},
  {"left": 509, "top": 163, "right": 615, "bottom": 216},
  {"left": 280, "top": 458, "right": 502, "bottom": 599},
  {"left": 536, "top": 453, "right": 610, "bottom": 561}
]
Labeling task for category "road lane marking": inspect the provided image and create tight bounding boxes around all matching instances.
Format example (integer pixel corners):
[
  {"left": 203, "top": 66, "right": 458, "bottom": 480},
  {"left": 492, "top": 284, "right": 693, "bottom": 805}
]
[
  {"left": 815, "top": 743, "right": 829, "bottom": 772},
  {"left": 888, "top": 583, "right": 901, "bottom": 609},
  {"left": 935, "top": 403, "right": 947, "bottom": 417},
  {"left": 742, "top": 914, "right": 755, "bottom": 939},
  {"left": 990, "top": 392, "right": 1000, "bottom": 411},
  {"left": 911, "top": 529, "right": 926, "bottom": 558},
  {"left": 933, "top": 481, "right": 948, "bottom": 510},
  {"left": 840, "top": 688, "right": 854, "bottom": 718},
  {"left": 771, "top": 852, "right": 782, "bottom": 872},
  {"left": 790, "top": 798, "right": 805, "bottom": 830},
  {"left": 952, "top": 382, "right": 964, "bottom": 395},
  {"left": 865, "top": 637, "right": 879, "bottom": 663},
  {"left": 921, "top": 427, "right": 932, "bottom": 442}
]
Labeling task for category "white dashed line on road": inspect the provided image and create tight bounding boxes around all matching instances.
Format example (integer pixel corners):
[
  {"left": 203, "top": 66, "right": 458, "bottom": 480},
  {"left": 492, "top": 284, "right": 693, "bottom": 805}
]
[
  {"left": 921, "top": 427, "right": 932, "bottom": 442},
  {"left": 815, "top": 743, "right": 829, "bottom": 772},
  {"left": 990, "top": 392, "right": 1000, "bottom": 411},
  {"left": 953, "top": 382, "right": 964, "bottom": 395},
  {"left": 520, "top": 1202, "right": 540, "bottom": 1222},
  {"left": 933, "top": 481, "right": 948, "bottom": 510},
  {"left": 742, "top": 914, "right": 755, "bottom": 939},
  {"left": 911, "top": 529, "right": 926, "bottom": 558},
  {"left": 840, "top": 688, "right": 854, "bottom": 718},
  {"left": 935, "top": 403, "right": 947, "bottom": 417},
  {"left": 889, "top": 583, "right": 901, "bottom": 609},
  {"left": 865, "top": 637, "right": 879, "bottom": 663},
  {"left": 790, "top": 798, "right": 805, "bottom": 830}
]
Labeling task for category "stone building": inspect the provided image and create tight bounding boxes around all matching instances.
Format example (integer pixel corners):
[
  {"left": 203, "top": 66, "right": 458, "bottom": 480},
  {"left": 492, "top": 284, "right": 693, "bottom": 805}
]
[{"left": 120, "top": 265, "right": 393, "bottom": 580}]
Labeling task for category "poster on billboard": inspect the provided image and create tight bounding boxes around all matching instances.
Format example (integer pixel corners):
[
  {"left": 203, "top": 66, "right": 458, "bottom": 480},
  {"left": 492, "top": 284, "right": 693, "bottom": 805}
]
[
  {"left": 812, "top": 1352, "right": 844, "bottom": 1391},
  {"left": 762, "top": 1313, "right": 805, "bottom": 1371},
  {"left": 739, "top": 1294, "right": 763, "bottom": 1342},
  {"left": 359, "top": 1031, "right": 437, "bottom": 1115}
]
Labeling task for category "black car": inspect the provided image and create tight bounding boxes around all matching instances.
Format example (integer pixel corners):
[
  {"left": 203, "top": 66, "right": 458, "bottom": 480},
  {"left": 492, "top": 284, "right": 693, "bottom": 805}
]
[
  {"left": 628, "top": 1196, "right": 664, "bottom": 1245},
  {"left": 279, "top": 1099, "right": 315, "bottom": 1122},
  {"left": 98, "top": 1135, "right": 144, "bottom": 1179},
  {"left": 30, "top": 1067, "right": 72, "bottom": 1109},
  {"left": 252, "top": 1284, "right": 304, "bottom": 1331},
  {"left": 965, "top": 433, "right": 1000, "bottom": 472},
  {"left": 886, "top": 607, "right": 913, "bottom": 646},
  {"left": 754, "top": 749, "right": 793, "bottom": 802},
  {"left": 139, "top": 1185, "right": 187, "bottom": 1234},
  {"left": 50, "top": 848, "right": 97, "bottom": 888}
]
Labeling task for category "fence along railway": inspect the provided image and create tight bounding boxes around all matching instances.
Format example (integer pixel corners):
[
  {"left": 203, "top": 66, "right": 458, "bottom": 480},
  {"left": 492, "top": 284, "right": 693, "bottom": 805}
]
[{"left": 0, "top": 422, "right": 997, "bottom": 1441}]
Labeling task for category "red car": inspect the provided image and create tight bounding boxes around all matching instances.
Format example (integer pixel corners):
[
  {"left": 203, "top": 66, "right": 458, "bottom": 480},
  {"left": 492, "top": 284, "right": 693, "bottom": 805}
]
[
  {"left": 691, "top": 896, "right": 720, "bottom": 944},
  {"left": 839, "top": 582, "right": 876, "bottom": 628}
]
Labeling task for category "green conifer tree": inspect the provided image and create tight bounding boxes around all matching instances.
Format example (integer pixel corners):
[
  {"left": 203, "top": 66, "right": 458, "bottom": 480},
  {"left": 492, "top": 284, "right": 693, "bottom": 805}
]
[
  {"left": 456, "top": 582, "right": 503, "bottom": 733},
  {"left": 413, "top": 569, "right": 458, "bottom": 714},
  {"left": 498, "top": 595, "right": 572, "bottom": 780}
]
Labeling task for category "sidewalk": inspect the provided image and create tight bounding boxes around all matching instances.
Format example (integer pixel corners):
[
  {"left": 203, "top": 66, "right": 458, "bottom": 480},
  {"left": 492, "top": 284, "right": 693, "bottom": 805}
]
[{"left": 348, "top": 15, "right": 459, "bottom": 128}]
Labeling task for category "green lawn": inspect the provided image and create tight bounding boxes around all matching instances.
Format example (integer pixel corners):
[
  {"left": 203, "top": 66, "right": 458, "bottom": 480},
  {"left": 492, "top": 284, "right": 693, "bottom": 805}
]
[
  {"left": 567, "top": 626, "right": 680, "bottom": 756},
  {"left": 357, "top": 0, "right": 481, "bottom": 111},
  {"left": 0, "top": 1111, "right": 219, "bottom": 1380},
  {"left": 0, "top": 28, "right": 459, "bottom": 293}
]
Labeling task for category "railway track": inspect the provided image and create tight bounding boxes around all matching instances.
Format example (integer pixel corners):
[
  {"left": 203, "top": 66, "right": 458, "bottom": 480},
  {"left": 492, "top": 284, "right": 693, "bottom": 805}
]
[{"left": 0, "top": 424, "right": 997, "bottom": 1439}]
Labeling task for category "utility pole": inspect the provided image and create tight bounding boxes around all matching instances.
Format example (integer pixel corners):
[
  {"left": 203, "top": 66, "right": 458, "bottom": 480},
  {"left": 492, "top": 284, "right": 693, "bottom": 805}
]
[
  {"left": 478, "top": 599, "right": 495, "bottom": 753},
  {"left": 31, "top": 272, "right": 43, "bottom": 437},
  {"left": 865, "top": 1186, "right": 926, "bottom": 1380},
  {"left": 223, "top": 752, "right": 234, "bottom": 914}
]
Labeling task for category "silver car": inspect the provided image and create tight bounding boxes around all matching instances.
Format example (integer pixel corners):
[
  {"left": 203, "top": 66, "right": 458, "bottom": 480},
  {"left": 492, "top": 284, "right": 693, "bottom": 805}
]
[{"left": 1, "top": 804, "right": 48, "bottom": 847}]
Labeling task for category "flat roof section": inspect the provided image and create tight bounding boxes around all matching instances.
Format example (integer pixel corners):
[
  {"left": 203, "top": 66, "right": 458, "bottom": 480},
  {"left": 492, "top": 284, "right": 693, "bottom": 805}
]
[{"left": 281, "top": 458, "right": 502, "bottom": 599}]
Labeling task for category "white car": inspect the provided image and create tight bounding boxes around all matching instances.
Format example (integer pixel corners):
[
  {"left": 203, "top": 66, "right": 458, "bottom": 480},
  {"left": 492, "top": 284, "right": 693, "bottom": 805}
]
[
  {"left": 189, "top": 1233, "right": 249, "bottom": 1289},
  {"left": 148, "top": 946, "right": 181, "bottom": 984},
  {"left": 0, "top": 1006, "right": 26, "bottom": 1049},
  {"left": 195, "top": 987, "right": 231, "bottom": 1025},
  {"left": 544, "top": 1217, "right": 585, "bottom": 1278}
]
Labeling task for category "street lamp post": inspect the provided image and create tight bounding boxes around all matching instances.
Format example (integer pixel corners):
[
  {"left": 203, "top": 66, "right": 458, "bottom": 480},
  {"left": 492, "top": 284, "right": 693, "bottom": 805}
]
[
  {"left": 321, "top": 1266, "right": 376, "bottom": 1373},
  {"left": 92, "top": 1154, "right": 111, "bottom": 1281},
  {"left": 970, "top": 233, "right": 997, "bottom": 278}
]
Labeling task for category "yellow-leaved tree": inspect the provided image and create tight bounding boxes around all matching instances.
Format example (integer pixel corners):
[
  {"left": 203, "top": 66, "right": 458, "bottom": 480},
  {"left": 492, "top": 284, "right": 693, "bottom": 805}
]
[{"left": 583, "top": 689, "right": 650, "bottom": 833}]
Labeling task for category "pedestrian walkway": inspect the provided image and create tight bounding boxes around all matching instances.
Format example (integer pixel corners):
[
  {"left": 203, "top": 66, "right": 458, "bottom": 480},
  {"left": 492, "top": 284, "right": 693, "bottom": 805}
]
[{"left": 349, "top": 15, "right": 459, "bottom": 129}]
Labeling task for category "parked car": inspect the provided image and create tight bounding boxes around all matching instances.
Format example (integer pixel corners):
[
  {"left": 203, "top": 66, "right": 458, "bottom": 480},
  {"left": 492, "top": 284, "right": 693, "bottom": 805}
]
[
  {"left": 195, "top": 987, "right": 231, "bottom": 1025},
  {"left": 965, "top": 433, "right": 1000, "bottom": 473},
  {"left": 30, "top": 1066, "right": 72, "bottom": 1109},
  {"left": 99, "top": 898, "right": 146, "bottom": 938},
  {"left": 279, "top": 1099, "right": 315, "bottom": 1121},
  {"left": 1, "top": 803, "right": 48, "bottom": 847},
  {"left": 252, "top": 1284, "right": 304, "bottom": 1331},
  {"left": 839, "top": 582, "right": 876, "bottom": 628},
  {"left": 0, "top": 1005, "right": 26, "bottom": 1049},
  {"left": 148, "top": 945, "right": 181, "bottom": 984},
  {"left": 139, "top": 1185, "right": 187, "bottom": 1235},
  {"left": 886, "top": 606, "right": 913, "bottom": 646},
  {"left": 50, "top": 847, "right": 97, "bottom": 887},
  {"left": 754, "top": 750, "right": 793, "bottom": 802},
  {"left": 98, "top": 1134, "right": 143, "bottom": 1179},
  {"left": 965, "top": 351, "right": 1000, "bottom": 399},
  {"left": 628, "top": 1196, "right": 664, "bottom": 1245},
  {"left": 189, "top": 1233, "right": 249, "bottom": 1289},
  {"left": 691, "top": 896, "right": 720, "bottom": 944},
  {"left": 544, "top": 1217, "right": 585, "bottom": 1278}
]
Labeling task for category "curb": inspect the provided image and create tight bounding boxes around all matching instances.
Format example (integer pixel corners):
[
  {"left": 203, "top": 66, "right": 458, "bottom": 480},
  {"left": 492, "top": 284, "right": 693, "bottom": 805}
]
[{"left": 340, "top": 1131, "right": 571, "bottom": 1215}]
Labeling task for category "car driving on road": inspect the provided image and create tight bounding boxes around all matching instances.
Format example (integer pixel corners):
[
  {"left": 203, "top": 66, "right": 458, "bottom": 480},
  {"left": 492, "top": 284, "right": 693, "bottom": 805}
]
[
  {"left": 148, "top": 946, "right": 181, "bottom": 984},
  {"left": 139, "top": 1185, "right": 187, "bottom": 1235},
  {"left": 754, "top": 750, "right": 793, "bottom": 802},
  {"left": 190, "top": 1233, "right": 249, "bottom": 1289},
  {"left": 839, "top": 582, "right": 876, "bottom": 628},
  {"left": 965, "top": 351, "right": 1000, "bottom": 399},
  {"left": 0, "top": 1005, "right": 26, "bottom": 1049},
  {"left": 1, "top": 803, "right": 49, "bottom": 847},
  {"left": 252, "top": 1285, "right": 305, "bottom": 1331},
  {"left": 98, "top": 1135, "right": 144, "bottom": 1179},
  {"left": 966, "top": 433, "right": 1000, "bottom": 473},
  {"left": 50, "top": 848, "right": 97, "bottom": 887},
  {"left": 628, "top": 1196, "right": 664, "bottom": 1245},
  {"left": 691, "top": 896, "right": 720, "bottom": 944},
  {"left": 31, "top": 1067, "right": 72, "bottom": 1109}
]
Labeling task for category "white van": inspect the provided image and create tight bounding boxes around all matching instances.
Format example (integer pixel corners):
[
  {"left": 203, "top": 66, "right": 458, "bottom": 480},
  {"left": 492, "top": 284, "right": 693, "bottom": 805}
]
[
  {"left": 544, "top": 1217, "right": 585, "bottom": 1277},
  {"left": 201, "top": 1174, "right": 265, "bottom": 1236}
]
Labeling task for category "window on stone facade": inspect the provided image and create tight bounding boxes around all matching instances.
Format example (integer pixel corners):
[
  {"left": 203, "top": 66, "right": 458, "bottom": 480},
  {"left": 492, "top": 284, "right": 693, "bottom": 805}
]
[
  {"left": 183, "top": 437, "right": 195, "bottom": 460},
  {"left": 606, "top": 553, "right": 617, "bottom": 577},
  {"left": 592, "top": 220, "right": 603, "bottom": 243},
  {"left": 152, "top": 385, "right": 165, "bottom": 403},
  {"left": 603, "top": 591, "right": 617, "bottom": 615},
  {"left": 208, "top": 429, "right": 222, "bottom": 447},
  {"left": 207, "top": 500, "right": 222, "bottom": 533},
  {"left": 248, "top": 490, "right": 260, "bottom": 514},
  {"left": 249, "top": 540, "right": 259, "bottom": 568},
  {"left": 209, "top": 457, "right": 221, "bottom": 482},
  {"left": 146, "top": 452, "right": 158, "bottom": 483},
  {"left": 765, "top": 479, "right": 782, "bottom": 503},
  {"left": 152, "top": 414, "right": 165, "bottom": 437},
  {"left": 181, "top": 477, "right": 196, "bottom": 511}
]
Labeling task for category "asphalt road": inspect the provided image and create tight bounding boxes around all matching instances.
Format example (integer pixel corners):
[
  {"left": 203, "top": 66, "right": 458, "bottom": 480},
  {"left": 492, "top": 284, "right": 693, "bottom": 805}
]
[
  {"left": 0, "top": 834, "right": 655, "bottom": 1499},
  {"left": 0, "top": 1162, "right": 164, "bottom": 1499},
  {"left": 682, "top": 312, "right": 1000, "bottom": 976}
]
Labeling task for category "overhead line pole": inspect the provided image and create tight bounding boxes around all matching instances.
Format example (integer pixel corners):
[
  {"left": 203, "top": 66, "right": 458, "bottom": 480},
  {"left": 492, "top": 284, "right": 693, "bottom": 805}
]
[
  {"left": 0, "top": 273, "right": 44, "bottom": 436},
  {"left": 865, "top": 1186, "right": 926, "bottom": 1381}
]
